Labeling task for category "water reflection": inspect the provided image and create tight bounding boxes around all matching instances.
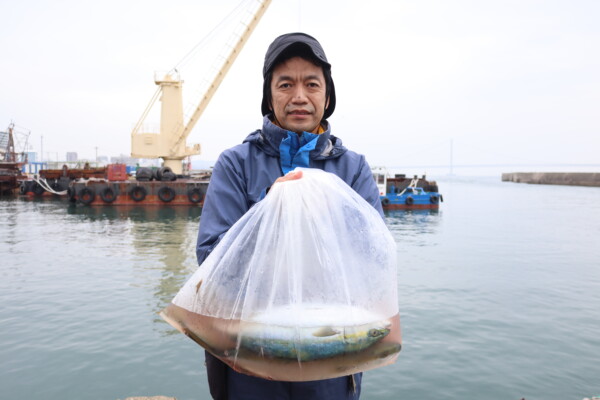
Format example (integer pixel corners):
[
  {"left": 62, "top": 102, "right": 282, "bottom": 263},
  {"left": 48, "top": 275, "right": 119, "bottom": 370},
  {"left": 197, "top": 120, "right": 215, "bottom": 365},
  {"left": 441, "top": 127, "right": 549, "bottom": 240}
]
[
  {"left": 139, "top": 220, "right": 196, "bottom": 325},
  {"left": 385, "top": 209, "right": 441, "bottom": 230},
  {"left": 0, "top": 198, "right": 20, "bottom": 249},
  {"left": 115, "top": 207, "right": 201, "bottom": 332},
  {"left": 384, "top": 209, "right": 442, "bottom": 247},
  {"left": 65, "top": 203, "right": 201, "bottom": 333},
  {"left": 66, "top": 204, "right": 202, "bottom": 222}
]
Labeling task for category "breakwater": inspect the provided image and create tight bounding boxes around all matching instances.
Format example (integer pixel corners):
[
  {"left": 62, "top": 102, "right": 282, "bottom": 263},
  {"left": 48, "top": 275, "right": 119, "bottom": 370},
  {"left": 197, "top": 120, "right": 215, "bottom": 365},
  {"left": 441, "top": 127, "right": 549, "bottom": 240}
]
[{"left": 502, "top": 172, "right": 600, "bottom": 187}]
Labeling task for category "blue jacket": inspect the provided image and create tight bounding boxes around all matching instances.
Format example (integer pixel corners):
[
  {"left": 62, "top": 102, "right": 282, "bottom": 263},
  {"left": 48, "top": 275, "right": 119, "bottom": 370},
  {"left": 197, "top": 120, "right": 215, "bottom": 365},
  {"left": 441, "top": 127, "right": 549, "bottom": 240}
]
[
  {"left": 196, "top": 115, "right": 382, "bottom": 265},
  {"left": 196, "top": 116, "right": 381, "bottom": 400}
]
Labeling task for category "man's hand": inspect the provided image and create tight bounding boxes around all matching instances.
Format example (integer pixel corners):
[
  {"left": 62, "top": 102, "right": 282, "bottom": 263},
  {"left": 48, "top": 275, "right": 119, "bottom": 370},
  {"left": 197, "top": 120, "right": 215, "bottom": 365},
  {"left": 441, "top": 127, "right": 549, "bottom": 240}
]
[
  {"left": 273, "top": 170, "right": 303, "bottom": 185},
  {"left": 265, "top": 170, "right": 303, "bottom": 196}
]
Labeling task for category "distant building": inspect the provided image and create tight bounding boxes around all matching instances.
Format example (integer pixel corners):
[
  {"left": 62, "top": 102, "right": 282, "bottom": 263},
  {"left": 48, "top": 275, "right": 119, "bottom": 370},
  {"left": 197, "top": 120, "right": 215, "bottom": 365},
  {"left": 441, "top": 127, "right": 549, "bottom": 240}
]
[
  {"left": 138, "top": 158, "right": 160, "bottom": 167},
  {"left": 110, "top": 154, "right": 140, "bottom": 167},
  {"left": 97, "top": 156, "right": 109, "bottom": 164},
  {"left": 66, "top": 152, "right": 78, "bottom": 162},
  {"left": 26, "top": 152, "right": 37, "bottom": 162}
]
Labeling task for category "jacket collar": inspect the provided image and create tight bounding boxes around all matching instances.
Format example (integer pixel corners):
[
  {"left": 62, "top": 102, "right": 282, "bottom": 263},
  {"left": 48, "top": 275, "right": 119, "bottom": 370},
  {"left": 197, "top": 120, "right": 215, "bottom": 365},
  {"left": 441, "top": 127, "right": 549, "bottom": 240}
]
[{"left": 244, "top": 115, "right": 347, "bottom": 159}]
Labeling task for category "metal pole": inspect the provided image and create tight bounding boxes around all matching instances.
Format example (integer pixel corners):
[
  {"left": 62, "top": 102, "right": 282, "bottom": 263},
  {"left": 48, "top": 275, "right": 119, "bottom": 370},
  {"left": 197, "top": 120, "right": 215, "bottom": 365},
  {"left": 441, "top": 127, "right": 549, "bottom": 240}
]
[{"left": 450, "top": 139, "right": 454, "bottom": 176}]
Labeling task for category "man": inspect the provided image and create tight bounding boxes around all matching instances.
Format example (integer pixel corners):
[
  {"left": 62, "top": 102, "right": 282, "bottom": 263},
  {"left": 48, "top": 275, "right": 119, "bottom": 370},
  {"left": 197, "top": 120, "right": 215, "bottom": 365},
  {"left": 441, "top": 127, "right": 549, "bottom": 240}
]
[{"left": 196, "top": 32, "right": 383, "bottom": 400}]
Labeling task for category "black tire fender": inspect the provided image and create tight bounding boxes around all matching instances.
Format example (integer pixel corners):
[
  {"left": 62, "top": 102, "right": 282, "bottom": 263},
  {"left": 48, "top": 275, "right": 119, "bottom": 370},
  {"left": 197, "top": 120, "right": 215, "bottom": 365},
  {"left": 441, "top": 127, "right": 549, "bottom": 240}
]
[
  {"left": 135, "top": 167, "right": 152, "bottom": 182},
  {"left": 157, "top": 166, "right": 177, "bottom": 182},
  {"left": 129, "top": 186, "right": 147, "bottom": 202},
  {"left": 79, "top": 187, "right": 96, "bottom": 205},
  {"left": 100, "top": 187, "right": 117, "bottom": 203},
  {"left": 187, "top": 187, "right": 203, "bottom": 204},
  {"left": 33, "top": 183, "right": 45, "bottom": 196},
  {"left": 158, "top": 186, "right": 176, "bottom": 202},
  {"left": 405, "top": 196, "right": 414, "bottom": 206},
  {"left": 67, "top": 186, "right": 77, "bottom": 202}
]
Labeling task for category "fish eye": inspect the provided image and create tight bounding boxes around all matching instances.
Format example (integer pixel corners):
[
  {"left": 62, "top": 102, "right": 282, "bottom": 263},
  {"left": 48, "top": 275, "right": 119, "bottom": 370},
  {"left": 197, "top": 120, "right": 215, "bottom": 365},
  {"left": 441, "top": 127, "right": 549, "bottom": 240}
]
[{"left": 368, "top": 329, "right": 379, "bottom": 337}]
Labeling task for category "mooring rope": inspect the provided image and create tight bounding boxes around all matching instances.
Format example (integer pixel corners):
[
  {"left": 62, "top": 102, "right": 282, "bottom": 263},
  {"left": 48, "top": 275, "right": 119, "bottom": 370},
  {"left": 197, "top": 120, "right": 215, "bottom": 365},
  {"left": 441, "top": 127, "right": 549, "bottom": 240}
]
[{"left": 32, "top": 175, "right": 67, "bottom": 196}]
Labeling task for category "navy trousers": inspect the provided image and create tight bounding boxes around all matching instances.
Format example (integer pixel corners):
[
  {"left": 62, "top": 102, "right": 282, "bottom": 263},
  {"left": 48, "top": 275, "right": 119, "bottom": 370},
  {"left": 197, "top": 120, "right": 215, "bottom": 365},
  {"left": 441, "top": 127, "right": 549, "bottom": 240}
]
[{"left": 205, "top": 351, "right": 362, "bottom": 400}]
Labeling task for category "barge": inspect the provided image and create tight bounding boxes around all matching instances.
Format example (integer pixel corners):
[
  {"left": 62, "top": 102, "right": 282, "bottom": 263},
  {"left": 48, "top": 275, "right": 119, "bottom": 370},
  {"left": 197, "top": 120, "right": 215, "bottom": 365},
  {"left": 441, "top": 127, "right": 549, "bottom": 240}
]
[
  {"left": 0, "top": 123, "right": 28, "bottom": 195},
  {"left": 372, "top": 167, "right": 443, "bottom": 210},
  {"left": 21, "top": 164, "right": 210, "bottom": 206},
  {"left": 0, "top": 161, "right": 25, "bottom": 195},
  {"left": 66, "top": 179, "right": 208, "bottom": 206}
]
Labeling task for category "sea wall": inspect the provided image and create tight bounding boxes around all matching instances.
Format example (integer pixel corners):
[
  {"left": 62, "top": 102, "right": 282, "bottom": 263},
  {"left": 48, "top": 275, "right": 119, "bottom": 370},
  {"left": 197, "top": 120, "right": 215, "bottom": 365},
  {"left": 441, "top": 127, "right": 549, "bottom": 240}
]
[{"left": 501, "top": 172, "right": 600, "bottom": 187}]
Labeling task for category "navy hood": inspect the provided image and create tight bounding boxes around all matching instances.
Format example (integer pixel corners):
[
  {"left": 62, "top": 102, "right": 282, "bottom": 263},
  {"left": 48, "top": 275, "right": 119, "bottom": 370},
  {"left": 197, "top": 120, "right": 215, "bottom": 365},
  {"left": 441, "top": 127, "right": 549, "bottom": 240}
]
[{"left": 261, "top": 33, "right": 336, "bottom": 120}]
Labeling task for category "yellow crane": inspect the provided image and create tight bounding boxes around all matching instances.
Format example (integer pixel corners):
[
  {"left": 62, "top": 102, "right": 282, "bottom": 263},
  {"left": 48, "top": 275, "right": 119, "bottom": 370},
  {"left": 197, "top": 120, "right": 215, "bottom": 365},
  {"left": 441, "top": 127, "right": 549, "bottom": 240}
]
[{"left": 131, "top": 0, "right": 272, "bottom": 174}]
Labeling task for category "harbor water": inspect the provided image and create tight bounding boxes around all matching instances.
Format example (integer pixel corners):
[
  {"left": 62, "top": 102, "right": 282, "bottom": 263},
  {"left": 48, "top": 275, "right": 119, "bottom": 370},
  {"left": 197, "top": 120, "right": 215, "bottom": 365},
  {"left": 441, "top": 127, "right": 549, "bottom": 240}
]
[{"left": 1, "top": 176, "right": 599, "bottom": 399}]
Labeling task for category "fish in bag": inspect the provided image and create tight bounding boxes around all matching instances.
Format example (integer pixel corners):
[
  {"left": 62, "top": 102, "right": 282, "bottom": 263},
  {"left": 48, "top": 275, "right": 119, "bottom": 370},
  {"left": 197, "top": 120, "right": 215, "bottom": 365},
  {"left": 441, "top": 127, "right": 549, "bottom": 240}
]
[{"left": 160, "top": 168, "right": 401, "bottom": 381}]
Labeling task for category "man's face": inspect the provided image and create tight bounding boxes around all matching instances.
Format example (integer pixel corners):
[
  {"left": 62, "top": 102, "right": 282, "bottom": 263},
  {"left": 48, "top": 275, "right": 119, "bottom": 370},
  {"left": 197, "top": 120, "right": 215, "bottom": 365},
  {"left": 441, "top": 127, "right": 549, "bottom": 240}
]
[{"left": 269, "top": 56, "right": 329, "bottom": 134}]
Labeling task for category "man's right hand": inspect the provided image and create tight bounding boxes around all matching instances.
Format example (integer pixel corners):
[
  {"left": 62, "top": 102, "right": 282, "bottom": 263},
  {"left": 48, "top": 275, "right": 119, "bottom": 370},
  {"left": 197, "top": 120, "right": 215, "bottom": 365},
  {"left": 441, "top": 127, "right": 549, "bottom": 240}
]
[{"left": 273, "top": 170, "right": 303, "bottom": 185}]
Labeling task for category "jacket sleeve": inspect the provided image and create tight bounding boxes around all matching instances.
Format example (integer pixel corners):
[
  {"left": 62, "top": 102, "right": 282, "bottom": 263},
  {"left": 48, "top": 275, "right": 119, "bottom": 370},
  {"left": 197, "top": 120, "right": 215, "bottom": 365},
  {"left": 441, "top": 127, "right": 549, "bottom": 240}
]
[
  {"left": 352, "top": 155, "right": 384, "bottom": 218},
  {"left": 196, "top": 150, "right": 250, "bottom": 265}
]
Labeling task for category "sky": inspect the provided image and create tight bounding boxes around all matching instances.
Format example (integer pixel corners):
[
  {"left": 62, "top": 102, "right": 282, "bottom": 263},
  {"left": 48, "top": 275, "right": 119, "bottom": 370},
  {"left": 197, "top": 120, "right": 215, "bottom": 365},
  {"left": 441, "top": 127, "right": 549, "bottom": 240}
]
[{"left": 1, "top": 0, "right": 599, "bottom": 177}]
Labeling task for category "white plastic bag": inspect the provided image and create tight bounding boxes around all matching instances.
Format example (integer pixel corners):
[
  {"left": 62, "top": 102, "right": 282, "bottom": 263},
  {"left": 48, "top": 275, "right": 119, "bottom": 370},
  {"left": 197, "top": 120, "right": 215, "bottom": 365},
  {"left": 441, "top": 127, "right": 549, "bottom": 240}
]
[{"left": 161, "top": 168, "right": 401, "bottom": 381}]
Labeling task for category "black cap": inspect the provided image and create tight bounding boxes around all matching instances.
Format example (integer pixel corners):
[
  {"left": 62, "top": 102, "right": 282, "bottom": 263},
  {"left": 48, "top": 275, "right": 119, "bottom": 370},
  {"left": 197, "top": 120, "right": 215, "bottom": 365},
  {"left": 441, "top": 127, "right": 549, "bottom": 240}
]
[{"left": 261, "top": 32, "right": 336, "bottom": 119}]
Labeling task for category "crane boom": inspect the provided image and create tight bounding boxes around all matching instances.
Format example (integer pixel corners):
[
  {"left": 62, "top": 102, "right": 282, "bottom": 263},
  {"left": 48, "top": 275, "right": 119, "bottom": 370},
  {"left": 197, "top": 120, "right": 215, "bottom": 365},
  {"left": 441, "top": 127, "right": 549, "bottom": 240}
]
[
  {"left": 131, "top": 0, "right": 272, "bottom": 174},
  {"left": 178, "top": 0, "right": 272, "bottom": 144}
]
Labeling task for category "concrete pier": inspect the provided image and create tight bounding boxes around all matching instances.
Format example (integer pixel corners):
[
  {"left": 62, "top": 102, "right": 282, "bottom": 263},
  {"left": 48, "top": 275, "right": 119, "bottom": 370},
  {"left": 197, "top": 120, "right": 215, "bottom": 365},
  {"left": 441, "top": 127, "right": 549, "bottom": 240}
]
[
  {"left": 122, "top": 397, "right": 176, "bottom": 400},
  {"left": 501, "top": 172, "right": 600, "bottom": 187}
]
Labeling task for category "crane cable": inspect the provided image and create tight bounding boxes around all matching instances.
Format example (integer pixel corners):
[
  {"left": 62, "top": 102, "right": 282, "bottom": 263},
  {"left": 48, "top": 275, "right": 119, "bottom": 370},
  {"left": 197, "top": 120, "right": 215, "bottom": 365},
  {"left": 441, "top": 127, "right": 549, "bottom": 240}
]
[{"left": 170, "top": 0, "right": 250, "bottom": 73}]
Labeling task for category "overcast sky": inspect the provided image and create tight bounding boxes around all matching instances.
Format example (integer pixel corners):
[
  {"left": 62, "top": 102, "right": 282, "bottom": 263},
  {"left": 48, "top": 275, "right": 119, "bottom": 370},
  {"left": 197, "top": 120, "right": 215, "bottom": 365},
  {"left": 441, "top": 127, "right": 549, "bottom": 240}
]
[{"left": 1, "top": 0, "right": 599, "bottom": 176}]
